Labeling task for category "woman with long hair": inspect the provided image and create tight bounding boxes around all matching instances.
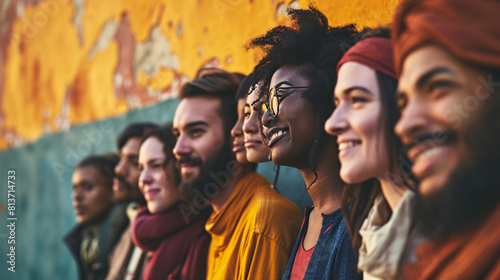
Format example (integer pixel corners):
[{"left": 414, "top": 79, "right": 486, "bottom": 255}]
[
  {"left": 132, "top": 125, "right": 211, "bottom": 280},
  {"left": 325, "top": 29, "right": 418, "bottom": 280}
]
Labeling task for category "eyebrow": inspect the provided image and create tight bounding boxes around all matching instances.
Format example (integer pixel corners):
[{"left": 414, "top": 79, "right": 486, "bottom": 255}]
[
  {"left": 174, "top": 121, "right": 209, "bottom": 133},
  {"left": 146, "top": 157, "right": 166, "bottom": 165},
  {"left": 343, "top": 86, "right": 373, "bottom": 95},
  {"left": 121, "top": 153, "right": 138, "bottom": 159},
  {"left": 396, "top": 67, "right": 456, "bottom": 97},
  {"left": 336, "top": 86, "right": 372, "bottom": 99},
  {"left": 273, "top": 81, "right": 294, "bottom": 88},
  {"left": 416, "top": 67, "right": 455, "bottom": 88}
]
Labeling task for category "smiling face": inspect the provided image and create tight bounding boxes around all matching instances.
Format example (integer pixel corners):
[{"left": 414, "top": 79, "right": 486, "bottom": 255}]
[
  {"left": 138, "top": 137, "right": 180, "bottom": 214},
  {"left": 261, "top": 65, "right": 317, "bottom": 168},
  {"left": 72, "top": 166, "right": 114, "bottom": 225},
  {"left": 243, "top": 83, "right": 270, "bottom": 163},
  {"left": 113, "top": 137, "right": 144, "bottom": 203},
  {"left": 173, "top": 96, "right": 226, "bottom": 182},
  {"left": 325, "top": 62, "right": 389, "bottom": 183},
  {"left": 395, "top": 44, "right": 487, "bottom": 196},
  {"left": 231, "top": 98, "right": 249, "bottom": 164}
]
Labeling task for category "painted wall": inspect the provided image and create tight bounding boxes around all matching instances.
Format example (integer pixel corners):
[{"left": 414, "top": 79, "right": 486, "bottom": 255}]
[
  {"left": 0, "top": 0, "right": 399, "bottom": 279},
  {"left": 0, "top": 0, "right": 398, "bottom": 149}
]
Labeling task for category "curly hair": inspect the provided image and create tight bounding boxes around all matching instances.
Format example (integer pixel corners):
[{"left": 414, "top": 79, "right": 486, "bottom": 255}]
[{"left": 246, "top": 6, "right": 358, "bottom": 185}]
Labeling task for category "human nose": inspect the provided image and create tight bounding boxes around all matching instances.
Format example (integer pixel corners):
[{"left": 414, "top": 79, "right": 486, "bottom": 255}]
[
  {"left": 324, "top": 106, "right": 349, "bottom": 136},
  {"left": 243, "top": 112, "right": 258, "bottom": 134},
  {"left": 173, "top": 134, "right": 192, "bottom": 158},
  {"left": 395, "top": 97, "right": 429, "bottom": 144},
  {"left": 115, "top": 159, "right": 126, "bottom": 176},
  {"left": 231, "top": 117, "right": 244, "bottom": 138},
  {"left": 261, "top": 108, "right": 274, "bottom": 128},
  {"left": 72, "top": 188, "right": 83, "bottom": 202},
  {"left": 139, "top": 167, "right": 153, "bottom": 188}
]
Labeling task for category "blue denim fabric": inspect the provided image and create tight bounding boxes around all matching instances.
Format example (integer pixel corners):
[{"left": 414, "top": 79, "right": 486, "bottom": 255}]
[{"left": 282, "top": 207, "right": 362, "bottom": 280}]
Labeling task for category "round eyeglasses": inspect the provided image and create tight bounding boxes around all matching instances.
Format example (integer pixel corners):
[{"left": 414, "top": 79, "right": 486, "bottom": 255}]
[{"left": 264, "top": 86, "right": 310, "bottom": 117}]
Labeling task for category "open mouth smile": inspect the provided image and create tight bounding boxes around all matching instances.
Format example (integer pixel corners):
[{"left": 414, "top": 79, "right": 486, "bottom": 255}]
[
  {"left": 337, "top": 139, "right": 361, "bottom": 158},
  {"left": 407, "top": 144, "right": 448, "bottom": 178},
  {"left": 403, "top": 130, "right": 458, "bottom": 178},
  {"left": 267, "top": 127, "right": 289, "bottom": 147}
]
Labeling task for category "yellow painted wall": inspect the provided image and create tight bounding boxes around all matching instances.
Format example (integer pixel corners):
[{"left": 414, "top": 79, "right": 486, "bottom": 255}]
[{"left": 0, "top": 0, "right": 399, "bottom": 150}]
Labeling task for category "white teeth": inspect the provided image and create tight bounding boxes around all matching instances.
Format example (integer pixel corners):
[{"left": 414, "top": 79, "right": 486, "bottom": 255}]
[
  {"left": 415, "top": 146, "right": 444, "bottom": 163},
  {"left": 269, "top": 130, "right": 287, "bottom": 145},
  {"left": 339, "top": 141, "right": 359, "bottom": 151}
]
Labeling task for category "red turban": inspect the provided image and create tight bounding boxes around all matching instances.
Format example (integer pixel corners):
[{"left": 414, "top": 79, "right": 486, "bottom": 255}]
[
  {"left": 337, "top": 37, "right": 396, "bottom": 80},
  {"left": 392, "top": 0, "right": 500, "bottom": 76}
]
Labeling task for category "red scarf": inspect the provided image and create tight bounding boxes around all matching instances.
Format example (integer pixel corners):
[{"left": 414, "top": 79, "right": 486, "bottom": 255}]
[
  {"left": 404, "top": 205, "right": 500, "bottom": 279},
  {"left": 132, "top": 206, "right": 211, "bottom": 280}
]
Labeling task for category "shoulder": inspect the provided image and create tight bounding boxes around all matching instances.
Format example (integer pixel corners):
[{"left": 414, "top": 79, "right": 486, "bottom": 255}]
[
  {"left": 243, "top": 179, "right": 303, "bottom": 247},
  {"left": 249, "top": 179, "right": 303, "bottom": 229}
]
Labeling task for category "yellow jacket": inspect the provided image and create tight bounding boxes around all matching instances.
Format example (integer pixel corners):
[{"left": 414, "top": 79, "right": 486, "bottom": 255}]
[{"left": 206, "top": 172, "right": 303, "bottom": 280}]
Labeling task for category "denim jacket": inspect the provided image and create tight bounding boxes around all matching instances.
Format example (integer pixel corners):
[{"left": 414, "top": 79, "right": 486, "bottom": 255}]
[{"left": 282, "top": 207, "right": 362, "bottom": 280}]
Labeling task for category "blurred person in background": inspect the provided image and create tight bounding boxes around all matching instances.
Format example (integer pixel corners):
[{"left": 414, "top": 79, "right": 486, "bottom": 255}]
[
  {"left": 107, "top": 122, "right": 158, "bottom": 280},
  {"left": 132, "top": 125, "right": 211, "bottom": 280},
  {"left": 64, "top": 153, "right": 128, "bottom": 280}
]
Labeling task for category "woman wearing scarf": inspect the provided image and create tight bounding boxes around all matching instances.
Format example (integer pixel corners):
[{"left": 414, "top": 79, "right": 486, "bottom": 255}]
[
  {"left": 132, "top": 126, "right": 211, "bottom": 280},
  {"left": 392, "top": 0, "right": 500, "bottom": 278},
  {"left": 325, "top": 28, "right": 421, "bottom": 280}
]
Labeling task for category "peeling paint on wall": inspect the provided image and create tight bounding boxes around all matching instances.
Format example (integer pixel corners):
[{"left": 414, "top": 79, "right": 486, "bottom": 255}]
[
  {"left": 135, "top": 26, "right": 179, "bottom": 80},
  {"left": 88, "top": 20, "right": 119, "bottom": 59},
  {"left": 72, "top": 0, "right": 85, "bottom": 45},
  {"left": 0, "top": 0, "right": 399, "bottom": 150}
]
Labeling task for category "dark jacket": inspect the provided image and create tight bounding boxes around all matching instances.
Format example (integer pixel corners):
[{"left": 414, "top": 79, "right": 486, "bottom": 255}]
[
  {"left": 282, "top": 207, "right": 362, "bottom": 280},
  {"left": 64, "top": 204, "right": 128, "bottom": 280}
]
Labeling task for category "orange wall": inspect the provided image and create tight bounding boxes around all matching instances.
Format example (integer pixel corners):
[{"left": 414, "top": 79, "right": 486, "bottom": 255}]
[{"left": 0, "top": 0, "right": 399, "bottom": 150}]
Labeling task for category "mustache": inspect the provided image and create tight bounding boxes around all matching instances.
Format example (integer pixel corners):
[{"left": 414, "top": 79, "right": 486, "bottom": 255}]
[
  {"left": 175, "top": 156, "right": 203, "bottom": 169},
  {"left": 114, "top": 175, "right": 132, "bottom": 190},
  {"left": 404, "top": 130, "right": 458, "bottom": 153}
]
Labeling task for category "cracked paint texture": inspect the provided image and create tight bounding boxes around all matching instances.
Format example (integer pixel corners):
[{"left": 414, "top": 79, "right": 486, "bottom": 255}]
[{"left": 0, "top": 0, "right": 399, "bottom": 150}]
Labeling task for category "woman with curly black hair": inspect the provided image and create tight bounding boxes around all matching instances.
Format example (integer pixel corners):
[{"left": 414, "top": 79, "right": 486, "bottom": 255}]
[{"left": 247, "top": 6, "right": 362, "bottom": 279}]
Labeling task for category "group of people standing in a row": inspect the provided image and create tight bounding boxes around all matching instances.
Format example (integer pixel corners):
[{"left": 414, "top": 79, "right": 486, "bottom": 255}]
[{"left": 64, "top": 0, "right": 500, "bottom": 279}]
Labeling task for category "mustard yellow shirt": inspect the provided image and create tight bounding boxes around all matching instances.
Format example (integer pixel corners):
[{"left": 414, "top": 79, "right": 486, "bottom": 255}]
[{"left": 206, "top": 172, "right": 303, "bottom": 280}]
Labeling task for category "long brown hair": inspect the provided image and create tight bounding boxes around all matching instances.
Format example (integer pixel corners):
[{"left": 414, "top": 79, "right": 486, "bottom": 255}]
[{"left": 340, "top": 28, "right": 416, "bottom": 261}]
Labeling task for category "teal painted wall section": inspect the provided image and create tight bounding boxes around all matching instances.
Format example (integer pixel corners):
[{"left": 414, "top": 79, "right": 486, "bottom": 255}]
[{"left": 0, "top": 98, "right": 311, "bottom": 280}]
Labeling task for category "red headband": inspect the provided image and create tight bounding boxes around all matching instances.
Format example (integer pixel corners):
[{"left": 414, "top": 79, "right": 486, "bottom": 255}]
[{"left": 337, "top": 37, "right": 396, "bottom": 80}]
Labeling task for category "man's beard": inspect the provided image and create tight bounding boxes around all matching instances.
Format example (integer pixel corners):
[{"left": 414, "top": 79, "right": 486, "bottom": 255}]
[
  {"left": 415, "top": 89, "right": 500, "bottom": 239},
  {"left": 177, "top": 142, "right": 233, "bottom": 208}
]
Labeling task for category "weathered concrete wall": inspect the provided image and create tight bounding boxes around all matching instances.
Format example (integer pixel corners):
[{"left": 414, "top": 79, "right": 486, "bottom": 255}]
[{"left": 0, "top": 0, "right": 398, "bottom": 150}]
